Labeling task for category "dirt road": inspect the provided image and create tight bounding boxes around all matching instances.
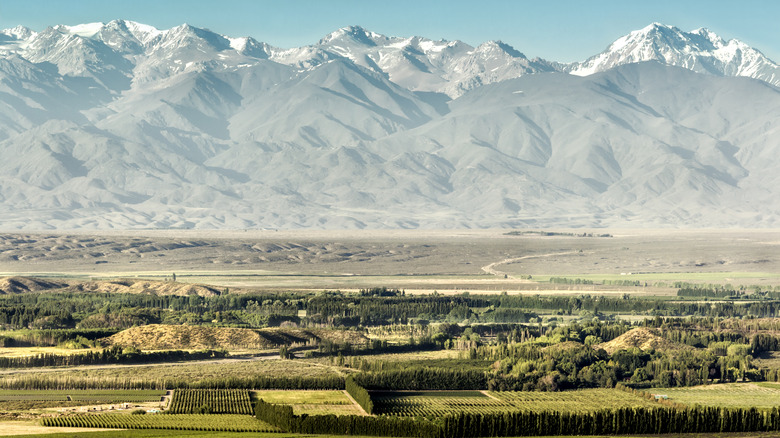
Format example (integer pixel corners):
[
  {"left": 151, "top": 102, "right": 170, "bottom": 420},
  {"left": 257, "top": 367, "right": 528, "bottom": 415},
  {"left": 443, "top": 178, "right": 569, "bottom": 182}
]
[{"left": 481, "top": 251, "right": 586, "bottom": 278}]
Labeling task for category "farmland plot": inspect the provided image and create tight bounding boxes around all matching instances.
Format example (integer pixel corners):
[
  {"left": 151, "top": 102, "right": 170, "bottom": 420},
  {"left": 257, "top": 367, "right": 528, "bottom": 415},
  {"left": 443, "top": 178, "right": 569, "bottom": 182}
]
[
  {"left": 253, "top": 389, "right": 365, "bottom": 416},
  {"left": 373, "top": 389, "right": 658, "bottom": 417},
  {"left": 42, "top": 414, "right": 279, "bottom": 432},
  {"left": 659, "top": 383, "right": 780, "bottom": 409},
  {"left": 491, "top": 388, "right": 658, "bottom": 412},
  {"left": 372, "top": 390, "right": 507, "bottom": 416},
  {"left": 168, "top": 389, "right": 253, "bottom": 414},
  {"left": 0, "top": 389, "right": 165, "bottom": 403}
]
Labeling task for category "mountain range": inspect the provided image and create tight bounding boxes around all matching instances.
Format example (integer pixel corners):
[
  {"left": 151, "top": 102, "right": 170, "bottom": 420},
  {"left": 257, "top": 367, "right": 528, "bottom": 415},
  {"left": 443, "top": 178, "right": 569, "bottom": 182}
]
[{"left": 0, "top": 21, "right": 778, "bottom": 229}]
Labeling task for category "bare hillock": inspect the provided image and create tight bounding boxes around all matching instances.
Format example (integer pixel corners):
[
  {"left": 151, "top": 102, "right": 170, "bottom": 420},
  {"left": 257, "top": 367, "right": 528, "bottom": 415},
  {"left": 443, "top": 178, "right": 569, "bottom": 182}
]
[
  {"left": 102, "top": 324, "right": 368, "bottom": 350},
  {"left": 73, "top": 279, "right": 223, "bottom": 297},
  {"left": 0, "top": 276, "right": 67, "bottom": 294},
  {"left": 597, "top": 327, "right": 693, "bottom": 354}
]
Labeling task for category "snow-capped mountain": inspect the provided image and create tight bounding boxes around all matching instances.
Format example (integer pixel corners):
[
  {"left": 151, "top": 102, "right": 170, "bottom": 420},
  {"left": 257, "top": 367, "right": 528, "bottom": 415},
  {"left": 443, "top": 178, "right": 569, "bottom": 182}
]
[
  {"left": 266, "top": 25, "right": 555, "bottom": 98},
  {"left": 569, "top": 23, "right": 780, "bottom": 86},
  {"left": 0, "top": 20, "right": 778, "bottom": 230}
]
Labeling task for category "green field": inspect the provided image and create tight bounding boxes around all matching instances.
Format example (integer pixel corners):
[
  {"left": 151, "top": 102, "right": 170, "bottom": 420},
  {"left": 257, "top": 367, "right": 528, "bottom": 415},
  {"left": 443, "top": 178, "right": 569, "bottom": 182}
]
[
  {"left": 658, "top": 382, "right": 780, "bottom": 409},
  {"left": 253, "top": 389, "right": 365, "bottom": 416},
  {"left": 489, "top": 388, "right": 660, "bottom": 412},
  {"left": 41, "top": 414, "right": 278, "bottom": 432},
  {"left": 372, "top": 388, "right": 659, "bottom": 417},
  {"left": 0, "top": 357, "right": 347, "bottom": 389},
  {"left": 167, "top": 389, "right": 252, "bottom": 415},
  {"left": 0, "top": 390, "right": 165, "bottom": 403},
  {"left": 253, "top": 389, "right": 351, "bottom": 405}
]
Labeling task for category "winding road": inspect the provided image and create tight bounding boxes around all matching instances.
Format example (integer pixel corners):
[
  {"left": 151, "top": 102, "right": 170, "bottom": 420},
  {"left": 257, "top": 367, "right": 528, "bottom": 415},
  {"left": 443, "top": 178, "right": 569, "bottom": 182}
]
[{"left": 481, "top": 251, "right": 586, "bottom": 279}]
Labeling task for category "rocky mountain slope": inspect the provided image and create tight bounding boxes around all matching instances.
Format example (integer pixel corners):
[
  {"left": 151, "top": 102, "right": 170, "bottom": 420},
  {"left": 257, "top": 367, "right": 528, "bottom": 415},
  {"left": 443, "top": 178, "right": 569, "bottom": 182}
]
[{"left": 0, "top": 21, "right": 778, "bottom": 229}]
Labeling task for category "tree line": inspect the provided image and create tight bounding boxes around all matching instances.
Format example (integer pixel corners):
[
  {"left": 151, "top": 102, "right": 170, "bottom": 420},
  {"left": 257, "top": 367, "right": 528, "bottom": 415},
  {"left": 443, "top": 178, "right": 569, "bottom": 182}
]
[
  {"left": 257, "top": 397, "right": 780, "bottom": 437},
  {"left": 255, "top": 398, "right": 439, "bottom": 438},
  {"left": 0, "top": 345, "right": 227, "bottom": 369},
  {"left": 7, "top": 290, "right": 780, "bottom": 332},
  {"left": 346, "top": 376, "right": 373, "bottom": 414}
]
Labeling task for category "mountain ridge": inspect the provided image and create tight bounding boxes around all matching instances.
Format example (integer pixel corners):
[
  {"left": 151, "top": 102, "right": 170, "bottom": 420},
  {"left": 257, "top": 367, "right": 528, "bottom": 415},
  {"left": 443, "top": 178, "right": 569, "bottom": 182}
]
[{"left": 0, "top": 21, "right": 778, "bottom": 229}]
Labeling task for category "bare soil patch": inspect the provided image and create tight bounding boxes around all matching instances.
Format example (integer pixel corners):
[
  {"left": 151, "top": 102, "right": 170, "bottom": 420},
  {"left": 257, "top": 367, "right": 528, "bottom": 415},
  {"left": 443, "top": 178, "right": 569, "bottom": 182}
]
[
  {"left": 0, "top": 229, "right": 779, "bottom": 291},
  {"left": 597, "top": 328, "right": 694, "bottom": 354},
  {"left": 103, "top": 324, "right": 368, "bottom": 350},
  {"left": 0, "top": 420, "right": 114, "bottom": 435},
  {"left": 0, "top": 277, "right": 67, "bottom": 294}
]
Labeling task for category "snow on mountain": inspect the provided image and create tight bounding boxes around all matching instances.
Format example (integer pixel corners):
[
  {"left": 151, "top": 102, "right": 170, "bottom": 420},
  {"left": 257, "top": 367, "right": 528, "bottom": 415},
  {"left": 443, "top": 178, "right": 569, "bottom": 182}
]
[
  {"left": 0, "top": 21, "right": 779, "bottom": 229},
  {"left": 267, "top": 25, "right": 553, "bottom": 98},
  {"left": 0, "top": 25, "right": 35, "bottom": 45},
  {"left": 570, "top": 23, "right": 780, "bottom": 86}
]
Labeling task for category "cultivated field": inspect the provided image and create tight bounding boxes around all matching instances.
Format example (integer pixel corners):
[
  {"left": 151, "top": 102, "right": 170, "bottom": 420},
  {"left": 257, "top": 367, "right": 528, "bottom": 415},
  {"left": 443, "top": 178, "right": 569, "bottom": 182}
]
[
  {"left": 0, "top": 358, "right": 349, "bottom": 387},
  {"left": 167, "top": 389, "right": 253, "bottom": 414},
  {"left": 41, "top": 413, "right": 279, "bottom": 432},
  {"left": 0, "top": 389, "right": 165, "bottom": 403},
  {"left": 253, "top": 389, "right": 366, "bottom": 416},
  {"left": 658, "top": 382, "right": 780, "bottom": 409},
  {"left": 372, "top": 388, "right": 659, "bottom": 417}
]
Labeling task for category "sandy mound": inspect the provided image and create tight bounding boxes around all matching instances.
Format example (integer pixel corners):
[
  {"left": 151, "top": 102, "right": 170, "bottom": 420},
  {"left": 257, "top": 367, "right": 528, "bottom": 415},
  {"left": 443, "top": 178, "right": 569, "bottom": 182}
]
[
  {"left": 0, "top": 276, "right": 67, "bottom": 294},
  {"left": 597, "top": 327, "right": 693, "bottom": 354},
  {"left": 72, "top": 279, "right": 223, "bottom": 297},
  {"left": 102, "top": 324, "right": 368, "bottom": 350}
]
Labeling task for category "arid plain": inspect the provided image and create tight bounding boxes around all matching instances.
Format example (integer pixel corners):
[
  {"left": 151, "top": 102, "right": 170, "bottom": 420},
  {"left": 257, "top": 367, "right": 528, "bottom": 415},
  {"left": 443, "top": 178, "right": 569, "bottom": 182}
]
[{"left": 1, "top": 229, "right": 779, "bottom": 294}]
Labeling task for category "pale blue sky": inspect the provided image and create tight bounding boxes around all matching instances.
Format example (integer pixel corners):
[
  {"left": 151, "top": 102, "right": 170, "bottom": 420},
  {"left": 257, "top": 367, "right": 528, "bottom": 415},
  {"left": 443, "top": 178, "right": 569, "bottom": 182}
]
[{"left": 1, "top": 0, "right": 778, "bottom": 62}]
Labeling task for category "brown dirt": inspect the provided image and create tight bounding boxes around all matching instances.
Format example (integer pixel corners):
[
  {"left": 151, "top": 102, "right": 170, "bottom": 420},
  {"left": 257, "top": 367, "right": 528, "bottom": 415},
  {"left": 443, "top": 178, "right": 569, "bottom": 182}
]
[
  {"left": 597, "top": 327, "right": 694, "bottom": 354},
  {"left": 0, "top": 277, "right": 67, "bottom": 294},
  {"left": 102, "top": 324, "right": 368, "bottom": 350},
  {"left": 0, "top": 420, "right": 114, "bottom": 435},
  {"left": 2, "top": 229, "right": 780, "bottom": 293},
  {"left": 71, "top": 279, "right": 224, "bottom": 296},
  {"left": 0, "top": 276, "right": 228, "bottom": 297}
]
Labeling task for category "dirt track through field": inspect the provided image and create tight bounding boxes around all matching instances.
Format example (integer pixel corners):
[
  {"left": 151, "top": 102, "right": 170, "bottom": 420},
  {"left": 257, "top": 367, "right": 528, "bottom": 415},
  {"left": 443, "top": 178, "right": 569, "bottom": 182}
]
[
  {"left": 342, "top": 390, "right": 369, "bottom": 416},
  {"left": 481, "top": 251, "right": 586, "bottom": 279}
]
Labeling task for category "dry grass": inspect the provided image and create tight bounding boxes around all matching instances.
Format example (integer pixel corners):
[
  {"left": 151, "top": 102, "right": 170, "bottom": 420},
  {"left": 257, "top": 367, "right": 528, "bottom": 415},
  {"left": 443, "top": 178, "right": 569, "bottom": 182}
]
[
  {"left": 330, "top": 349, "right": 460, "bottom": 364},
  {"left": 0, "top": 347, "right": 102, "bottom": 358},
  {"left": 0, "top": 357, "right": 349, "bottom": 384},
  {"left": 658, "top": 383, "right": 780, "bottom": 408},
  {"left": 253, "top": 390, "right": 366, "bottom": 416},
  {"left": 1, "top": 230, "right": 779, "bottom": 295},
  {"left": 292, "top": 404, "right": 367, "bottom": 416},
  {"left": 0, "top": 277, "right": 66, "bottom": 294},
  {"left": 597, "top": 328, "right": 693, "bottom": 354},
  {"left": 102, "top": 325, "right": 368, "bottom": 351},
  {"left": 0, "top": 420, "right": 114, "bottom": 435},
  {"left": 73, "top": 279, "right": 224, "bottom": 297},
  {"left": 252, "top": 390, "right": 351, "bottom": 405}
]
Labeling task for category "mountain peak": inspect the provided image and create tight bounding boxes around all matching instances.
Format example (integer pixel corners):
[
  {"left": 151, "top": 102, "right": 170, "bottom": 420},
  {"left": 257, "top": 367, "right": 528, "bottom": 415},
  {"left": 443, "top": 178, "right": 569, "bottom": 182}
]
[
  {"left": 158, "top": 23, "right": 231, "bottom": 52},
  {"left": 475, "top": 40, "right": 526, "bottom": 58},
  {"left": 229, "top": 36, "right": 270, "bottom": 58},
  {"left": 2, "top": 25, "right": 35, "bottom": 41},
  {"left": 318, "top": 25, "right": 386, "bottom": 47},
  {"left": 640, "top": 22, "right": 677, "bottom": 32},
  {"left": 569, "top": 22, "right": 779, "bottom": 84},
  {"left": 111, "top": 20, "right": 164, "bottom": 45},
  {"left": 55, "top": 22, "right": 105, "bottom": 38}
]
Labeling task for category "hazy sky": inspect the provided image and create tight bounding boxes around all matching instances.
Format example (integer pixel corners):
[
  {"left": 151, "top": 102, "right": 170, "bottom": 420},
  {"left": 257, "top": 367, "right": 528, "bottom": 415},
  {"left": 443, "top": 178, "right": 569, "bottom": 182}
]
[{"left": 2, "top": 0, "right": 779, "bottom": 62}]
